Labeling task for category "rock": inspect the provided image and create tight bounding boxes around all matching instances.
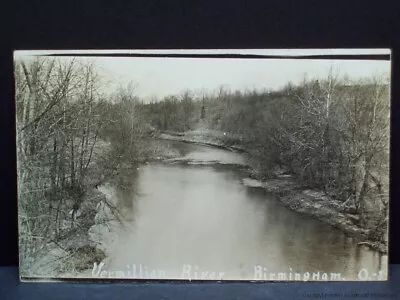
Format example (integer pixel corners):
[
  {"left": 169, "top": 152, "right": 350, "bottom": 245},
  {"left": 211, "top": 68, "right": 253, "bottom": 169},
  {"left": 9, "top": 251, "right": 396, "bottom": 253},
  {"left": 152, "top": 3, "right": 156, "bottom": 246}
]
[
  {"left": 242, "top": 178, "right": 264, "bottom": 188},
  {"left": 89, "top": 224, "right": 112, "bottom": 252}
]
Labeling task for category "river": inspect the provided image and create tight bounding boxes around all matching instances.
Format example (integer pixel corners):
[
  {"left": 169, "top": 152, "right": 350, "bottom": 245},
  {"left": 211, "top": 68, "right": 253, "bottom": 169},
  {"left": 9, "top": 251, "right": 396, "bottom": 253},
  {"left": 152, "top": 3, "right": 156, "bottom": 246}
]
[{"left": 98, "top": 140, "right": 387, "bottom": 281}]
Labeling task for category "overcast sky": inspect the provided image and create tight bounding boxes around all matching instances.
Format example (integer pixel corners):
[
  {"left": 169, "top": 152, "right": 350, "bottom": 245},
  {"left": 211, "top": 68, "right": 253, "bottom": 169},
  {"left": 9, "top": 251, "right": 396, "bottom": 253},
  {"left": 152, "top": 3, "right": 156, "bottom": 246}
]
[{"left": 15, "top": 49, "right": 391, "bottom": 101}]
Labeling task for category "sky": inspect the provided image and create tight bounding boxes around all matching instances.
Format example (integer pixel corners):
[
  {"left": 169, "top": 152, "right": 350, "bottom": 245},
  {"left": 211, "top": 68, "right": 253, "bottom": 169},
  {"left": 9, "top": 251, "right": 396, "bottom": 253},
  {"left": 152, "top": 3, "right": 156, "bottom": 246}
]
[{"left": 14, "top": 49, "right": 391, "bottom": 101}]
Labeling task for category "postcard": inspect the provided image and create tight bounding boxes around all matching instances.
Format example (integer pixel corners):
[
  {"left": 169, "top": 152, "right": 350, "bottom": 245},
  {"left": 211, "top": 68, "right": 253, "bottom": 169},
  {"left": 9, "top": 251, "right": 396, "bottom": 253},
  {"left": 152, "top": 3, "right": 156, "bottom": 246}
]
[{"left": 15, "top": 49, "right": 390, "bottom": 281}]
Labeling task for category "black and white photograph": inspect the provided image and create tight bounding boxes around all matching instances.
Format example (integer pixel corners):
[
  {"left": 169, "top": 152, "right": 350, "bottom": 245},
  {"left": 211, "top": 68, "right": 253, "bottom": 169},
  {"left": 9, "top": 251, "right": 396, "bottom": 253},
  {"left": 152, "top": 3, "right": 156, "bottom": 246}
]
[{"left": 15, "top": 49, "right": 390, "bottom": 281}]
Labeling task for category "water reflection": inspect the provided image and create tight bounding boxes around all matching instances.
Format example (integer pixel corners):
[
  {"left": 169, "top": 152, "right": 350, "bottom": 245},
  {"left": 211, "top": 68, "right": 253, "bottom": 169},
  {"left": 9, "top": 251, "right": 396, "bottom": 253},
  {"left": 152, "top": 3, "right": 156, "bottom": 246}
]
[{"left": 103, "top": 140, "right": 387, "bottom": 281}]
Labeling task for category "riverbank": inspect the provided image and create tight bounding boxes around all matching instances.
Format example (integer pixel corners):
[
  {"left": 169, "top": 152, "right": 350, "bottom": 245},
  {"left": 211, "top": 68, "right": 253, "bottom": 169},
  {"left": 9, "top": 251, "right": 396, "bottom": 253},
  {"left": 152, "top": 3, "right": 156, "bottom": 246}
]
[
  {"left": 19, "top": 187, "right": 110, "bottom": 278},
  {"left": 242, "top": 176, "right": 387, "bottom": 254},
  {"left": 158, "top": 131, "right": 388, "bottom": 254},
  {"left": 159, "top": 130, "right": 245, "bottom": 153}
]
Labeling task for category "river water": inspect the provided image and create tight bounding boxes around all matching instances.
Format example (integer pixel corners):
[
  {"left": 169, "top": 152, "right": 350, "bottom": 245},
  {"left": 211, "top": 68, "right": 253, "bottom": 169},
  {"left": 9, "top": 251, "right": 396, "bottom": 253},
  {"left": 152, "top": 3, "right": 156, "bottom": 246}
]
[{"left": 99, "top": 140, "right": 387, "bottom": 281}]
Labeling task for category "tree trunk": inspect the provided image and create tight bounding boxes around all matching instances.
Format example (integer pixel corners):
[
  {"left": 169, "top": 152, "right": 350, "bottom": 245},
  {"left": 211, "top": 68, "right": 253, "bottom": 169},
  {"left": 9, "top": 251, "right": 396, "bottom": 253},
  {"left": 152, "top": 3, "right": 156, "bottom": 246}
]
[
  {"left": 70, "top": 138, "right": 75, "bottom": 186},
  {"left": 357, "top": 156, "right": 372, "bottom": 227}
]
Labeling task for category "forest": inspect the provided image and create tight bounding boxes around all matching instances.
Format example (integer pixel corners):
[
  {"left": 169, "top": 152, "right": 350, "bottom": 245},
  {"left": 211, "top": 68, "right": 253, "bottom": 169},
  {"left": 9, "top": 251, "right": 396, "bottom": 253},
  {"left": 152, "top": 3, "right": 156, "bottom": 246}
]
[{"left": 16, "top": 57, "right": 389, "bottom": 273}]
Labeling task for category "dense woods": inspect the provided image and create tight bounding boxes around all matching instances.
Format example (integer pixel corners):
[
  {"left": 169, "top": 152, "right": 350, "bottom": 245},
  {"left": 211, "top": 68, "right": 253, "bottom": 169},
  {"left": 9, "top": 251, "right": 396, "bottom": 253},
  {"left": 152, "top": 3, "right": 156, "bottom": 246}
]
[
  {"left": 16, "top": 58, "right": 142, "bottom": 272},
  {"left": 16, "top": 57, "right": 389, "bottom": 273},
  {"left": 16, "top": 58, "right": 102, "bottom": 269}
]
